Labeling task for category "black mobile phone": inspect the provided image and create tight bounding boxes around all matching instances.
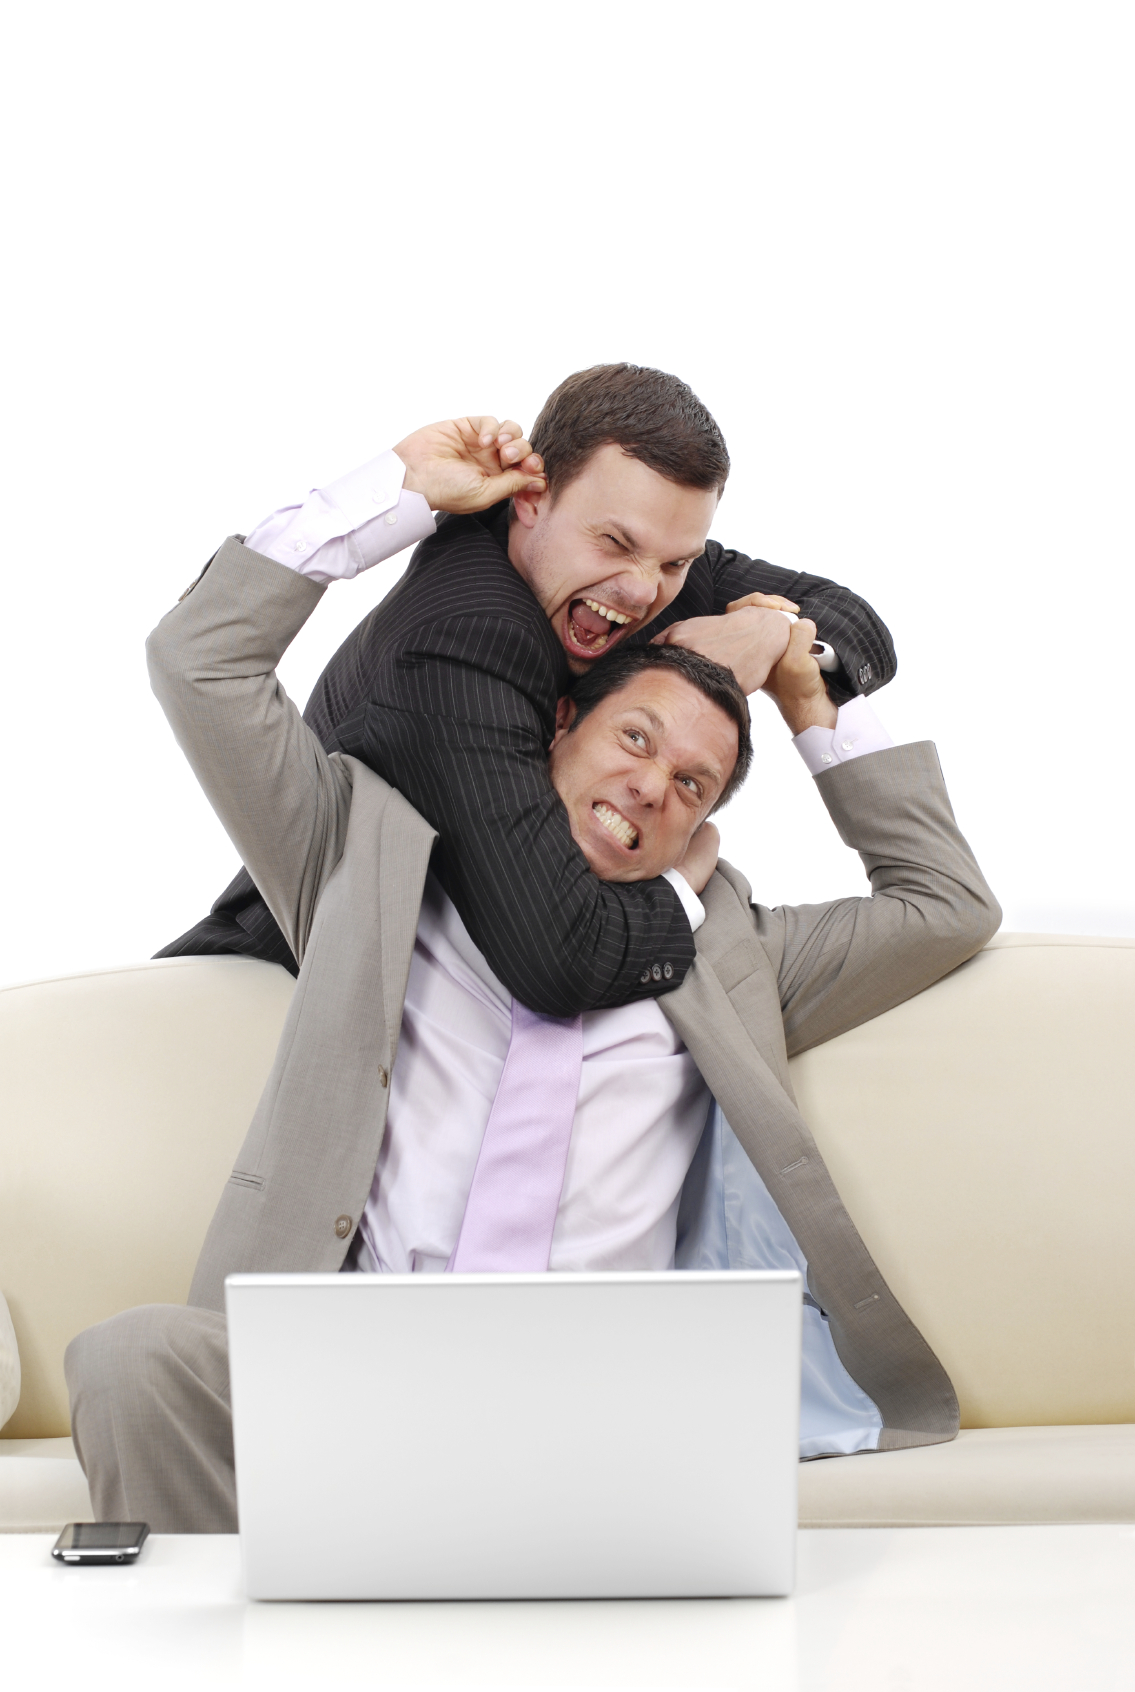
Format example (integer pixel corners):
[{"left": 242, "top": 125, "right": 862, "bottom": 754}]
[{"left": 52, "top": 1522, "right": 150, "bottom": 1564}]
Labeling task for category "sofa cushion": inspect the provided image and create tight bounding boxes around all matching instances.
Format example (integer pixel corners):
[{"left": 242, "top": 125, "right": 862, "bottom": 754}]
[
  {"left": 0, "top": 1439, "right": 92, "bottom": 1533},
  {"left": 799, "top": 1425, "right": 1135, "bottom": 1527},
  {"left": 6, "top": 1427, "right": 1133, "bottom": 1534}
]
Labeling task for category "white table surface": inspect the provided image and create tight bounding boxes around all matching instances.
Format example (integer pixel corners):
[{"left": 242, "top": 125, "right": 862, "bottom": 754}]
[{"left": 3, "top": 1525, "right": 1134, "bottom": 1691}]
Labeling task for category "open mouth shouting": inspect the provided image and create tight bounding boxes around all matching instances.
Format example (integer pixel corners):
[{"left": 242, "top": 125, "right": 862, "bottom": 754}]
[
  {"left": 564, "top": 596, "right": 637, "bottom": 660},
  {"left": 593, "top": 801, "right": 639, "bottom": 852}
]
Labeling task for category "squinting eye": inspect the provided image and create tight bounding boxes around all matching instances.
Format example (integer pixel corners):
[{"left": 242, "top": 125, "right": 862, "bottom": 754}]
[{"left": 626, "top": 730, "right": 645, "bottom": 746}]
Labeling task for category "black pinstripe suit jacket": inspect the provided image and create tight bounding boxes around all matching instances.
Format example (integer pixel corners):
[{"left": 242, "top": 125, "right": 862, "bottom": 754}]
[{"left": 157, "top": 504, "right": 896, "bottom": 1014}]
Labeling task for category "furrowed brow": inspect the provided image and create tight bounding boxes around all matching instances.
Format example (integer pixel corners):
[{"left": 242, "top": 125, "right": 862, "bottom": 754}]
[
  {"left": 601, "top": 521, "right": 693, "bottom": 567},
  {"left": 603, "top": 522, "right": 643, "bottom": 553}
]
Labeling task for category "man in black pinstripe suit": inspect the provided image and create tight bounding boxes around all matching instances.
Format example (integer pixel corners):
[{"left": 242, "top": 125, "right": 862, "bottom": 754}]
[{"left": 159, "top": 365, "right": 896, "bottom": 1017}]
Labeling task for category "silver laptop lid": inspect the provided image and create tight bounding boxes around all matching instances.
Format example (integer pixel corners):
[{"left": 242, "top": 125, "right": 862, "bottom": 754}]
[{"left": 227, "top": 1271, "right": 801, "bottom": 1601}]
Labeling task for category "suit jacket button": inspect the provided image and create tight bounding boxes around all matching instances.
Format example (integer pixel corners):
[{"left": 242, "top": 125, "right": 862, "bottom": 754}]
[
  {"left": 377, "top": 1066, "right": 389, "bottom": 1088},
  {"left": 857, "top": 662, "right": 873, "bottom": 688},
  {"left": 651, "top": 964, "right": 663, "bottom": 981},
  {"left": 334, "top": 1215, "right": 353, "bottom": 1239},
  {"left": 640, "top": 968, "right": 652, "bottom": 985},
  {"left": 663, "top": 962, "right": 673, "bottom": 980}
]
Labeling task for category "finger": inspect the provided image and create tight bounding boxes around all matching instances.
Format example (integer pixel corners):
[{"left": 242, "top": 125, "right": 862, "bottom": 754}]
[
  {"left": 477, "top": 468, "right": 548, "bottom": 504},
  {"left": 495, "top": 419, "right": 525, "bottom": 448},
  {"left": 460, "top": 416, "right": 502, "bottom": 447},
  {"left": 649, "top": 622, "right": 690, "bottom": 647},
  {"left": 726, "top": 591, "right": 800, "bottom": 614},
  {"left": 499, "top": 437, "right": 541, "bottom": 468}
]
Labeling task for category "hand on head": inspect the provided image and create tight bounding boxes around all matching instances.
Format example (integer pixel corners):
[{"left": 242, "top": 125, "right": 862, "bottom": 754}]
[
  {"left": 653, "top": 591, "right": 838, "bottom": 734},
  {"left": 393, "top": 417, "right": 546, "bottom": 513},
  {"left": 650, "top": 591, "right": 798, "bottom": 694}
]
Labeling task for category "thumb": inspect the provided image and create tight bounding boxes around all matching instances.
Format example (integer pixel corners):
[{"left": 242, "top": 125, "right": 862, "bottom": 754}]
[{"left": 478, "top": 468, "right": 548, "bottom": 505}]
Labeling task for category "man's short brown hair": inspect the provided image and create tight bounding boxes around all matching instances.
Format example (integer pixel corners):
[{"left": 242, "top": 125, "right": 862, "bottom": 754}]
[
  {"left": 529, "top": 364, "right": 730, "bottom": 500},
  {"left": 567, "top": 643, "right": 752, "bottom": 811}
]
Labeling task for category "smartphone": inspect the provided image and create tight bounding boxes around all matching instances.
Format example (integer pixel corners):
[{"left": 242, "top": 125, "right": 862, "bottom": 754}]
[{"left": 52, "top": 1522, "right": 150, "bottom": 1564}]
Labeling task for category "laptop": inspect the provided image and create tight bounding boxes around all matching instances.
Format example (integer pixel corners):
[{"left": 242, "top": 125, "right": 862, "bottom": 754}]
[{"left": 226, "top": 1270, "right": 802, "bottom": 1601}]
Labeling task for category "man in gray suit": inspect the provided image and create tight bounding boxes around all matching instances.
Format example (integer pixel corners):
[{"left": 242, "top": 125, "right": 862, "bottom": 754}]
[{"left": 66, "top": 424, "right": 1000, "bottom": 1533}]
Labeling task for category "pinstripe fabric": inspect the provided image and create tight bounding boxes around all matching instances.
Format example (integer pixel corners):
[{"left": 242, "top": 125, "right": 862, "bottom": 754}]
[{"left": 157, "top": 505, "right": 896, "bottom": 1009}]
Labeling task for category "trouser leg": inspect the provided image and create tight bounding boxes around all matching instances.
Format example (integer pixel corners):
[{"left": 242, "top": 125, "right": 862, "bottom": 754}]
[{"left": 65, "top": 1303, "right": 235, "bottom": 1533}]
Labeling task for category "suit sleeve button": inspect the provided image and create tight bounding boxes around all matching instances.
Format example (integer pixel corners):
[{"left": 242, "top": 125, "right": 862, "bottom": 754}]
[
  {"left": 663, "top": 962, "right": 673, "bottom": 980},
  {"left": 651, "top": 964, "right": 663, "bottom": 981},
  {"left": 640, "top": 969, "right": 652, "bottom": 985},
  {"left": 377, "top": 1066, "right": 389, "bottom": 1088},
  {"left": 334, "top": 1215, "right": 353, "bottom": 1239}
]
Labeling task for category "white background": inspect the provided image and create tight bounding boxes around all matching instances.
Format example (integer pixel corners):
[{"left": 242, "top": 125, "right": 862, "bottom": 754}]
[{"left": 2, "top": 0, "right": 1132, "bottom": 989}]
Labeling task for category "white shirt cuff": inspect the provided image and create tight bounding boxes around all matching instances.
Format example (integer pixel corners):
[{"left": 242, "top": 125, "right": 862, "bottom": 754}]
[
  {"left": 793, "top": 694, "right": 895, "bottom": 776},
  {"left": 244, "top": 449, "right": 438, "bottom": 583},
  {"left": 662, "top": 867, "right": 706, "bottom": 933}
]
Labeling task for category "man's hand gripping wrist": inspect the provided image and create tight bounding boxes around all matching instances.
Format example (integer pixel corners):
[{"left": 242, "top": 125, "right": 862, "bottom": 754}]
[{"left": 763, "top": 617, "right": 839, "bottom": 735}]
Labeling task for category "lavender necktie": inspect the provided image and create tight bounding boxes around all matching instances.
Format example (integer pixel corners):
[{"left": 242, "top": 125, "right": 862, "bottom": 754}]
[{"left": 449, "top": 1000, "right": 584, "bottom": 1272}]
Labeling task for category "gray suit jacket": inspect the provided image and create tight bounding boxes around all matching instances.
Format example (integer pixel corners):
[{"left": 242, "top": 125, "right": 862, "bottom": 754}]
[{"left": 148, "top": 539, "right": 1001, "bottom": 1452}]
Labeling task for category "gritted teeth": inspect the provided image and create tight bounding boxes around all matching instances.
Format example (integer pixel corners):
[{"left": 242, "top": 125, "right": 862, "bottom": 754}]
[
  {"left": 582, "top": 598, "right": 633, "bottom": 626},
  {"left": 593, "top": 801, "right": 639, "bottom": 850}
]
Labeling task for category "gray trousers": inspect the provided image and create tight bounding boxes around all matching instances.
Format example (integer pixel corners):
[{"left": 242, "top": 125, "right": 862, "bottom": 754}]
[{"left": 65, "top": 1305, "right": 236, "bottom": 1534}]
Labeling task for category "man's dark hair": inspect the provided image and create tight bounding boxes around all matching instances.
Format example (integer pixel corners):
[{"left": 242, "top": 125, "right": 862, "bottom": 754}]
[
  {"left": 530, "top": 364, "right": 730, "bottom": 500},
  {"left": 566, "top": 644, "right": 753, "bottom": 811}
]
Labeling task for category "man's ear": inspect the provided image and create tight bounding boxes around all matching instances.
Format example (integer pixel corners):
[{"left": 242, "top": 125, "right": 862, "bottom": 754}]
[
  {"left": 549, "top": 695, "right": 576, "bottom": 751},
  {"left": 511, "top": 485, "right": 549, "bottom": 529}
]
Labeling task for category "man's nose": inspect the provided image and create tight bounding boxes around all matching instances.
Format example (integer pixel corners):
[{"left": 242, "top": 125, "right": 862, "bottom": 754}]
[
  {"left": 627, "top": 761, "right": 668, "bottom": 807},
  {"left": 612, "top": 568, "right": 660, "bottom": 613}
]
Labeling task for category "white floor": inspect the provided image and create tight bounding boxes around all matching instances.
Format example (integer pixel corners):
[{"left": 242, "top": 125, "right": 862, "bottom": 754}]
[{"left": 3, "top": 1524, "right": 1134, "bottom": 1690}]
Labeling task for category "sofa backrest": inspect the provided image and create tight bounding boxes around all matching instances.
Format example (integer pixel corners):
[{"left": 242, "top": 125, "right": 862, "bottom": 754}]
[
  {"left": 790, "top": 933, "right": 1135, "bottom": 1430},
  {"left": 2, "top": 937, "right": 1133, "bottom": 1439}
]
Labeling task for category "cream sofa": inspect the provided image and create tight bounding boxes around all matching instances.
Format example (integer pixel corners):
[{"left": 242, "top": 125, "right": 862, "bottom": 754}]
[{"left": 2, "top": 938, "right": 1133, "bottom": 1532}]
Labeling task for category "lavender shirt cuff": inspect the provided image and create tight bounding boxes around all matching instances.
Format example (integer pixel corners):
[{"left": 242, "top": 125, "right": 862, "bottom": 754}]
[
  {"left": 793, "top": 693, "right": 895, "bottom": 776},
  {"left": 245, "top": 449, "right": 437, "bottom": 583}
]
